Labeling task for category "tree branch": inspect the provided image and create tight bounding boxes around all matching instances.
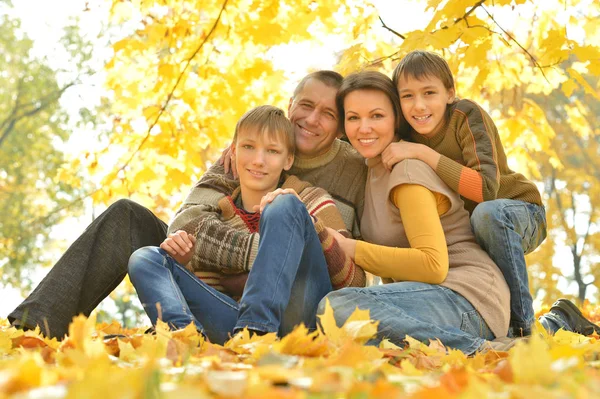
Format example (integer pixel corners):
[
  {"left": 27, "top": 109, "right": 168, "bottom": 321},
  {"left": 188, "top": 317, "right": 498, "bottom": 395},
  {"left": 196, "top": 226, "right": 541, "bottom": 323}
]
[
  {"left": 378, "top": 16, "right": 405, "bottom": 40},
  {"left": 480, "top": 5, "right": 551, "bottom": 84},
  {"left": 114, "top": 0, "right": 229, "bottom": 175},
  {"left": 0, "top": 81, "right": 77, "bottom": 148}
]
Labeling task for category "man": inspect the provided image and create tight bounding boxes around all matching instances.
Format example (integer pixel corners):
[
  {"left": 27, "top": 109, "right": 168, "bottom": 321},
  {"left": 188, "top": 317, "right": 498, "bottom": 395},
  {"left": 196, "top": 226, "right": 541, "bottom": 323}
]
[{"left": 8, "top": 71, "right": 367, "bottom": 339}]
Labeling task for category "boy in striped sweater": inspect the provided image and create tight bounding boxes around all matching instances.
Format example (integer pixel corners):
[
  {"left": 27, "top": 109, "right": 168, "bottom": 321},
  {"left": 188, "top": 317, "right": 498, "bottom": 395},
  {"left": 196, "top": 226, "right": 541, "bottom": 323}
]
[
  {"left": 381, "top": 50, "right": 546, "bottom": 337},
  {"left": 128, "top": 105, "right": 365, "bottom": 344}
]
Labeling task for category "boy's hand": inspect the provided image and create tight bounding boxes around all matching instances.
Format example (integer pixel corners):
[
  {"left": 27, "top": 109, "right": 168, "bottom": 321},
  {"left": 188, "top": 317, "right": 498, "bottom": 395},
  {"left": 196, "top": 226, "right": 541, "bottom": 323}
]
[
  {"left": 326, "top": 227, "right": 356, "bottom": 261},
  {"left": 254, "top": 188, "right": 301, "bottom": 213},
  {"left": 160, "top": 230, "right": 197, "bottom": 266},
  {"left": 381, "top": 141, "right": 419, "bottom": 170},
  {"left": 217, "top": 143, "right": 238, "bottom": 179},
  {"left": 382, "top": 142, "right": 441, "bottom": 171}
]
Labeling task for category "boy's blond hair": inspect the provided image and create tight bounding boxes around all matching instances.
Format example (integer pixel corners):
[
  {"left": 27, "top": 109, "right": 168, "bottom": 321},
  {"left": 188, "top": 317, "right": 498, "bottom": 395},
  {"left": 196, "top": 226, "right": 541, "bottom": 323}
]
[
  {"left": 392, "top": 50, "right": 455, "bottom": 94},
  {"left": 233, "top": 105, "right": 295, "bottom": 154}
]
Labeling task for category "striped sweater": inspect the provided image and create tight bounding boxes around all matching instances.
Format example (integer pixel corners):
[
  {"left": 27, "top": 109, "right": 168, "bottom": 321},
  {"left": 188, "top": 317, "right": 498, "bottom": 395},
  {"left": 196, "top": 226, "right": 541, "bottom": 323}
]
[
  {"left": 410, "top": 99, "right": 543, "bottom": 213},
  {"left": 190, "top": 174, "right": 365, "bottom": 296}
]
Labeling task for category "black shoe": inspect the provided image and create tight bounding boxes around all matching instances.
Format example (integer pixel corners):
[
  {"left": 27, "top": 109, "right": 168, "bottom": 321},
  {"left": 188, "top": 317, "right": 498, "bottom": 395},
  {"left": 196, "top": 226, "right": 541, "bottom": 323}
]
[{"left": 550, "top": 298, "right": 600, "bottom": 336}]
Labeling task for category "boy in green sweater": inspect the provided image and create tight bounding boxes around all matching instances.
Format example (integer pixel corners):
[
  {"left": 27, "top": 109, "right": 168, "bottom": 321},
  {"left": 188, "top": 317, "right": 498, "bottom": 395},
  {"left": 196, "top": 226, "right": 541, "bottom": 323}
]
[{"left": 380, "top": 50, "right": 593, "bottom": 338}]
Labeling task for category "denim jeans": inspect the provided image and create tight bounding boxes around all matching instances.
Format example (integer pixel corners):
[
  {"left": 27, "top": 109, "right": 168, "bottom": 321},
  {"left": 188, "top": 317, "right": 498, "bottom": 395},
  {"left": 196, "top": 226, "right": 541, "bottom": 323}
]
[
  {"left": 320, "top": 282, "right": 495, "bottom": 355},
  {"left": 128, "top": 194, "right": 333, "bottom": 344},
  {"left": 470, "top": 199, "right": 547, "bottom": 336},
  {"left": 9, "top": 199, "right": 168, "bottom": 338},
  {"left": 538, "top": 312, "right": 570, "bottom": 334}
]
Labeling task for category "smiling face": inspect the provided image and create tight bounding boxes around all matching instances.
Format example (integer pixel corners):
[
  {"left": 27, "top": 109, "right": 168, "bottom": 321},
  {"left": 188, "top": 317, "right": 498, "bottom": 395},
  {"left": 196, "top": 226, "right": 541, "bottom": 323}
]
[
  {"left": 397, "top": 73, "right": 455, "bottom": 138},
  {"left": 233, "top": 128, "right": 294, "bottom": 199},
  {"left": 288, "top": 78, "right": 340, "bottom": 158},
  {"left": 343, "top": 89, "right": 396, "bottom": 159}
]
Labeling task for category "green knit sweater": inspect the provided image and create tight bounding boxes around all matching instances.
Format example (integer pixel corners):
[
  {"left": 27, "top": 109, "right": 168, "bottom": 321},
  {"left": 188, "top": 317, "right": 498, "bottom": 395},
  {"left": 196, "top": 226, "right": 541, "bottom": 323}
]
[{"left": 410, "top": 99, "right": 543, "bottom": 213}]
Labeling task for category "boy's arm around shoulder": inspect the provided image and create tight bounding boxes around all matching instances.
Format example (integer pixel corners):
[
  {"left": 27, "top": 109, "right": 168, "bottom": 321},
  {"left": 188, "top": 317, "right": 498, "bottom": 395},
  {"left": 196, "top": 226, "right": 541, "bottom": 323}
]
[{"left": 436, "top": 99, "right": 501, "bottom": 203}]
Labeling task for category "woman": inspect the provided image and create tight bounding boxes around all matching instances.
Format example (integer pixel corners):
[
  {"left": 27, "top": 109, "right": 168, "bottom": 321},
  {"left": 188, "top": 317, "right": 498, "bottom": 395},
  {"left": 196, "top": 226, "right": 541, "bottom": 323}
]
[{"left": 321, "top": 71, "right": 511, "bottom": 355}]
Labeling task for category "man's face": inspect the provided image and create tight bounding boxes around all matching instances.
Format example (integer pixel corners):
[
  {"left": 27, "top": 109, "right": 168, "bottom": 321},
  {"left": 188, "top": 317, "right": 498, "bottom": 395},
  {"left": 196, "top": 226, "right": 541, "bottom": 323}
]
[{"left": 288, "top": 78, "right": 340, "bottom": 158}]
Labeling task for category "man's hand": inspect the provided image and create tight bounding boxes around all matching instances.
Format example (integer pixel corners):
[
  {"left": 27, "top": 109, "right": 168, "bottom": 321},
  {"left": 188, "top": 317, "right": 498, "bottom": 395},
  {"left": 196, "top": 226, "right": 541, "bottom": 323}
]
[
  {"left": 217, "top": 144, "right": 237, "bottom": 179},
  {"left": 326, "top": 227, "right": 357, "bottom": 261},
  {"left": 160, "top": 230, "right": 197, "bottom": 266},
  {"left": 254, "top": 188, "right": 302, "bottom": 213}
]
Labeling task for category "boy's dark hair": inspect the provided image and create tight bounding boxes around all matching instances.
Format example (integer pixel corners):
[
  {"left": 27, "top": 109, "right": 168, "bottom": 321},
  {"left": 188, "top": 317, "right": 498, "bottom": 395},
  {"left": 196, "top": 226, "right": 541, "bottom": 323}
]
[
  {"left": 292, "top": 70, "right": 344, "bottom": 99},
  {"left": 233, "top": 105, "right": 295, "bottom": 154},
  {"left": 336, "top": 70, "right": 409, "bottom": 140},
  {"left": 392, "top": 50, "right": 455, "bottom": 93}
]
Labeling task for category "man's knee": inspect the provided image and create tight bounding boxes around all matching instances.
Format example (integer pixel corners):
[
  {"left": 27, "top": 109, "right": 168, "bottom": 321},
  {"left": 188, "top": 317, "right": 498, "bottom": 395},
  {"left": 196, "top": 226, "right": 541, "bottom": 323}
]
[{"left": 107, "top": 198, "right": 151, "bottom": 219}]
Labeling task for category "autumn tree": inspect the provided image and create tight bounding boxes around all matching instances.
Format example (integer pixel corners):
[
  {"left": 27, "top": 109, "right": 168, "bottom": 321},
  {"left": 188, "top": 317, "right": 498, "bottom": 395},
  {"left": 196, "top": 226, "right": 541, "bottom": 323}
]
[
  {"left": 0, "top": 3, "right": 99, "bottom": 287},
  {"left": 526, "top": 67, "right": 600, "bottom": 304},
  {"left": 93, "top": 0, "right": 600, "bottom": 302},
  {"left": 86, "top": 0, "right": 375, "bottom": 214}
]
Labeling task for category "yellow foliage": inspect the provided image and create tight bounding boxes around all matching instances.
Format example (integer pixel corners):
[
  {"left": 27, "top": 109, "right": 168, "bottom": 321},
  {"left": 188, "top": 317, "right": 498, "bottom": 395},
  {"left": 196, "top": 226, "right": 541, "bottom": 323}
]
[{"left": 2, "top": 306, "right": 600, "bottom": 397}]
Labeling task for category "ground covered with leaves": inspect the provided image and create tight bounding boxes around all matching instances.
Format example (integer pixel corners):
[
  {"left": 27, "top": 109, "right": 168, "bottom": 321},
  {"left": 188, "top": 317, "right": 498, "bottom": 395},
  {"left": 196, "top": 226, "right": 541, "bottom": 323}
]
[{"left": 2, "top": 303, "right": 600, "bottom": 398}]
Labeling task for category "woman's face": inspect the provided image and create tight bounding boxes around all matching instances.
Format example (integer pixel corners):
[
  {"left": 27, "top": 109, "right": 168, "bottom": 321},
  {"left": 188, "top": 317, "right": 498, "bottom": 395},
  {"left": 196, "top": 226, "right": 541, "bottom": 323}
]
[{"left": 343, "top": 89, "right": 396, "bottom": 159}]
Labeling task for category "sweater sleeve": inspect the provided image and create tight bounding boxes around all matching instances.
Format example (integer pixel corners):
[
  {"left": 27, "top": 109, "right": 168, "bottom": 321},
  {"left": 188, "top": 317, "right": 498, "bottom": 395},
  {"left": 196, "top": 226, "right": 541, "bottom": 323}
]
[
  {"left": 188, "top": 212, "right": 259, "bottom": 275},
  {"left": 168, "top": 164, "right": 257, "bottom": 275},
  {"left": 299, "top": 185, "right": 366, "bottom": 289},
  {"left": 354, "top": 184, "right": 449, "bottom": 284},
  {"left": 435, "top": 101, "right": 500, "bottom": 203}
]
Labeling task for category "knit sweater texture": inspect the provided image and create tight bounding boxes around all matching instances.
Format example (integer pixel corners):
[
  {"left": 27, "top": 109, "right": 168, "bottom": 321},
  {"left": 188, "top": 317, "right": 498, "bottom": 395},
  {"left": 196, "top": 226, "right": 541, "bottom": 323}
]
[
  {"left": 410, "top": 99, "right": 543, "bottom": 213},
  {"left": 168, "top": 139, "right": 367, "bottom": 273},
  {"left": 189, "top": 174, "right": 366, "bottom": 296}
]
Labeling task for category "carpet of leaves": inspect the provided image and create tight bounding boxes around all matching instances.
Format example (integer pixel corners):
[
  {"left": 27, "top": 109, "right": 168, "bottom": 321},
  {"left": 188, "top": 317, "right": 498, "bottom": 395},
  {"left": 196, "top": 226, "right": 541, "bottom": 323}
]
[{"left": 2, "top": 302, "right": 600, "bottom": 398}]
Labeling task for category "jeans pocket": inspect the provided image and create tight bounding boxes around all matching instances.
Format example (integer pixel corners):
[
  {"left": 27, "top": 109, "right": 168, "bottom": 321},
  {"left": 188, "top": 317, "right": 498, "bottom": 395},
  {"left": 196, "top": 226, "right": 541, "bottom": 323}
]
[{"left": 460, "top": 310, "right": 491, "bottom": 339}]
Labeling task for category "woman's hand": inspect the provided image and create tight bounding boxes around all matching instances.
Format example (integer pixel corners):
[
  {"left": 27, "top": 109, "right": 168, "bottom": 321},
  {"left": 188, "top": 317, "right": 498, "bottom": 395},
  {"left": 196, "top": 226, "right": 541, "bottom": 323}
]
[
  {"left": 255, "top": 188, "right": 302, "bottom": 213},
  {"left": 160, "top": 230, "right": 197, "bottom": 266},
  {"left": 326, "top": 227, "right": 357, "bottom": 261}
]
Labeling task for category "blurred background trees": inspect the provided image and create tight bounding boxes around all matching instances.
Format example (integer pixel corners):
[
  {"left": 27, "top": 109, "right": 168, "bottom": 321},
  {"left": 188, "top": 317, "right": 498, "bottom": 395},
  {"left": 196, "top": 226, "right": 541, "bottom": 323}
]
[{"left": 0, "top": 3, "right": 91, "bottom": 288}]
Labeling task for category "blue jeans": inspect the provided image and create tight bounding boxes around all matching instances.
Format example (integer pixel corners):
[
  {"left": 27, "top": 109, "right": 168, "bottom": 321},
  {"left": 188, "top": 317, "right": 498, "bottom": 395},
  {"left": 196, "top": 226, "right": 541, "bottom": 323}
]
[
  {"left": 470, "top": 199, "right": 547, "bottom": 336},
  {"left": 538, "top": 312, "right": 569, "bottom": 334},
  {"left": 128, "top": 195, "right": 333, "bottom": 344},
  {"left": 320, "top": 282, "right": 495, "bottom": 355}
]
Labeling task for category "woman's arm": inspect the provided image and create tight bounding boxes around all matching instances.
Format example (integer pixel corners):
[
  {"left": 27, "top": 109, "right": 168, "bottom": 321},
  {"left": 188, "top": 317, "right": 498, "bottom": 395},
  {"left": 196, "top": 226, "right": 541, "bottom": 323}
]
[{"left": 354, "top": 184, "right": 450, "bottom": 284}]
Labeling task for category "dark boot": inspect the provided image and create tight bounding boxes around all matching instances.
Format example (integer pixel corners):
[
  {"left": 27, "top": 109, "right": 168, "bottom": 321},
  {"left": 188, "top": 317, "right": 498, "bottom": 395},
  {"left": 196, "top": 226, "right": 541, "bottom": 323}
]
[{"left": 549, "top": 298, "right": 600, "bottom": 336}]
